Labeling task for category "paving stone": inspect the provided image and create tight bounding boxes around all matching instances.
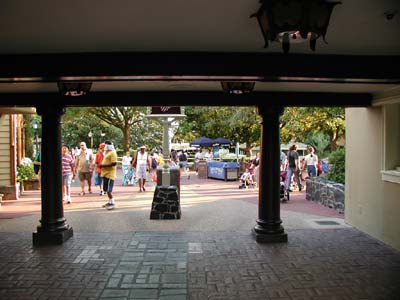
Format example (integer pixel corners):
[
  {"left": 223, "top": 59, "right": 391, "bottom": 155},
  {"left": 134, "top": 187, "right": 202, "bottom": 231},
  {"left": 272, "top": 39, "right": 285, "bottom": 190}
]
[
  {"left": 101, "top": 289, "right": 130, "bottom": 298},
  {"left": 161, "top": 273, "right": 186, "bottom": 284},
  {"left": 129, "top": 288, "right": 158, "bottom": 298},
  {"left": 159, "top": 288, "right": 187, "bottom": 296}
]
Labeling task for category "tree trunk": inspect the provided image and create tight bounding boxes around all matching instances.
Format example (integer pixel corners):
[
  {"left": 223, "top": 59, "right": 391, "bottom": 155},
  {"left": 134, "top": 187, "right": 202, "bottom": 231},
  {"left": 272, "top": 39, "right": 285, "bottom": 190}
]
[
  {"left": 123, "top": 126, "right": 131, "bottom": 152},
  {"left": 330, "top": 128, "right": 340, "bottom": 152}
]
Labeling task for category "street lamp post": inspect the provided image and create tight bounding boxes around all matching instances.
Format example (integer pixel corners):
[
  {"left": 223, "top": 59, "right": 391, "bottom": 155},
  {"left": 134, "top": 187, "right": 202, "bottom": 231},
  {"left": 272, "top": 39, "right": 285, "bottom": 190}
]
[
  {"left": 88, "top": 131, "right": 93, "bottom": 149},
  {"left": 32, "top": 119, "right": 39, "bottom": 154},
  {"left": 146, "top": 107, "right": 186, "bottom": 186}
]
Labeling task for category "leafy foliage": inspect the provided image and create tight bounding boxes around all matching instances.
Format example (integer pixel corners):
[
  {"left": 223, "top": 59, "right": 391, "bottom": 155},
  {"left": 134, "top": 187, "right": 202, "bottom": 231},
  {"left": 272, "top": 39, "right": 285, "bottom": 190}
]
[
  {"left": 62, "top": 107, "right": 120, "bottom": 149},
  {"left": 280, "top": 107, "right": 345, "bottom": 151},
  {"left": 130, "top": 117, "right": 163, "bottom": 152},
  {"left": 174, "top": 106, "right": 261, "bottom": 154},
  {"left": 304, "top": 132, "right": 330, "bottom": 158},
  {"left": 61, "top": 107, "right": 163, "bottom": 152},
  {"left": 326, "top": 148, "right": 345, "bottom": 184},
  {"left": 89, "top": 107, "right": 154, "bottom": 151},
  {"left": 17, "top": 158, "right": 36, "bottom": 182},
  {"left": 22, "top": 115, "right": 41, "bottom": 160}
]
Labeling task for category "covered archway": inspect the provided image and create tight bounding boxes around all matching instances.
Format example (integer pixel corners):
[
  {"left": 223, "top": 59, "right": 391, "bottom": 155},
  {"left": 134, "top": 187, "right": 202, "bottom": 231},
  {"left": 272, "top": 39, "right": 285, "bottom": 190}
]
[
  {"left": 0, "top": 87, "right": 374, "bottom": 246},
  {"left": 0, "top": 1, "right": 399, "bottom": 246}
]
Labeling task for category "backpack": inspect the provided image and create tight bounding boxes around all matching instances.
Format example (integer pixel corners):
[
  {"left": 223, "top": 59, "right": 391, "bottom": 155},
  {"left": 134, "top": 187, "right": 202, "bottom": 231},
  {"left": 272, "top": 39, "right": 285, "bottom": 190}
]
[
  {"left": 151, "top": 157, "right": 158, "bottom": 169},
  {"left": 179, "top": 152, "right": 187, "bottom": 162}
]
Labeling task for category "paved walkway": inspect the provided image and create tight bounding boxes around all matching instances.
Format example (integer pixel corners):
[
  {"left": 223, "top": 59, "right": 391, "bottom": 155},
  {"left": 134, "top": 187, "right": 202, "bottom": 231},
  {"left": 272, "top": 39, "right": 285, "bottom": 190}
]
[{"left": 0, "top": 171, "right": 399, "bottom": 299}]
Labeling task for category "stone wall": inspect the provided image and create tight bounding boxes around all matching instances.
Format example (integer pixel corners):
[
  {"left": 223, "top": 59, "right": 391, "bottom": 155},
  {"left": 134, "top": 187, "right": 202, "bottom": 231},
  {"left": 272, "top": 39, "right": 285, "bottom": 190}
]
[
  {"left": 150, "top": 185, "right": 181, "bottom": 219},
  {"left": 306, "top": 177, "right": 345, "bottom": 214}
]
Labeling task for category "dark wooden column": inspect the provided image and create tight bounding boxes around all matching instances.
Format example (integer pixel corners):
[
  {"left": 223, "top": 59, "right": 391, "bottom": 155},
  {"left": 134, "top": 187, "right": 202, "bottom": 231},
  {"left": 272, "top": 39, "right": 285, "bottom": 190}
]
[
  {"left": 33, "top": 104, "right": 73, "bottom": 246},
  {"left": 253, "top": 105, "right": 287, "bottom": 243}
]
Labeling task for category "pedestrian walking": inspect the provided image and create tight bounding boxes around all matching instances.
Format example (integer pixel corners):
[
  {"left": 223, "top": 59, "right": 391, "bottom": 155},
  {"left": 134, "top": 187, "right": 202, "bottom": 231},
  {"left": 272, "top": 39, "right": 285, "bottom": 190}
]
[
  {"left": 95, "top": 143, "right": 105, "bottom": 195},
  {"left": 304, "top": 146, "right": 318, "bottom": 178},
  {"left": 285, "top": 144, "right": 302, "bottom": 192},
  {"left": 100, "top": 141, "right": 118, "bottom": 210},
  {"left": 178, "top": 150, "right": 190, "bottom": 179},
  {"left": 61, "top": 145, "right": 75, "bottom": 204},
  {"left": 75, "top": 141, "right": 94, "bottom": 195},
  {"left": 132, "top": 145, "right": 151, "bottom": 192}
]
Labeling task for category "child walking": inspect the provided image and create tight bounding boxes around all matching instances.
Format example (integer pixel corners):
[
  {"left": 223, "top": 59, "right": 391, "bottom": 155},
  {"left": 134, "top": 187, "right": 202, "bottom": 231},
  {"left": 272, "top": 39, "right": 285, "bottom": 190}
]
[{"left": 62, "top": 145, "right": 75, "bottom": 204}]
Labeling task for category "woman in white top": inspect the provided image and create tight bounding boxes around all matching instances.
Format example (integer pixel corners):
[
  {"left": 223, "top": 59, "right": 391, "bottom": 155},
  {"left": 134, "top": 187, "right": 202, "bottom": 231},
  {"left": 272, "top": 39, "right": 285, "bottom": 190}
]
[
  {"left": 122, "top": 151, "right": 132, "bottom": 166},
  {"left": 132, "top": 146, "right": 151, "bottom": 192},
  {"left": 122, "top": 151, "right": 134, "bottom": 185},
  {"left": 304, "top": 146, "right": 318, "bottom": 178}
]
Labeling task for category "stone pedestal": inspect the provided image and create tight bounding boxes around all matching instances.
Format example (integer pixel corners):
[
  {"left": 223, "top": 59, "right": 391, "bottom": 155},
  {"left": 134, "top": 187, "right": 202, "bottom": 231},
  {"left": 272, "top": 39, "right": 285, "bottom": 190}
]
[
  {"left": 157, "top": 167, "right": 180, "bottom": 191},
  {"left": 33, "top": 226, "right": 74, "bottom": 246},
  {"left": 150, "top": 185, "right": 181, "bottom": 219}
]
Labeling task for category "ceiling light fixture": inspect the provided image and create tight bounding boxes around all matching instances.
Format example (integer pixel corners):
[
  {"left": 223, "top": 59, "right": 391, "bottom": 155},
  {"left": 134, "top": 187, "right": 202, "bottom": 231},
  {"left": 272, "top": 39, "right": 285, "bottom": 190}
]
[
  {"left": 251, "top": 0, "right": 341, "bottom": 54},
  {"left": 57, "top": 82, "right": 92, "bottom": 96},
  {"left": 221, "top": 82, "right": 256, "bottom": 94}
]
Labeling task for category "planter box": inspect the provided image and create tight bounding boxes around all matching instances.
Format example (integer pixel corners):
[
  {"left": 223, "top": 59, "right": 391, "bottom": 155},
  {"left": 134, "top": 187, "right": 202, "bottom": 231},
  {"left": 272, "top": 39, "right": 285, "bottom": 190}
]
[{"left": 23, "top": 179, "right": 40, "bottom": 191}]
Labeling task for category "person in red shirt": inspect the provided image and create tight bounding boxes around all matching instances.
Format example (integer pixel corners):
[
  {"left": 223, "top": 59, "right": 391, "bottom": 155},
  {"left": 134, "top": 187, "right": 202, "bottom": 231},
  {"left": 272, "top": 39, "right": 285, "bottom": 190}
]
[{"left": 95, "top": 143, "right": 106, "bottom": 195}]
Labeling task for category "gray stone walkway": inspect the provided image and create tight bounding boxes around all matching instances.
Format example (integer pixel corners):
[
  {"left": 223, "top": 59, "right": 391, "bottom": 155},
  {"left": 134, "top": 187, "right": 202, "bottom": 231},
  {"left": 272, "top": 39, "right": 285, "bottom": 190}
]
[
  {"left": 1, "top": 176, "right": 399, "bottom": 299},
  {"left": 0, "top": 229, "right": 399, "bottom": 300}
]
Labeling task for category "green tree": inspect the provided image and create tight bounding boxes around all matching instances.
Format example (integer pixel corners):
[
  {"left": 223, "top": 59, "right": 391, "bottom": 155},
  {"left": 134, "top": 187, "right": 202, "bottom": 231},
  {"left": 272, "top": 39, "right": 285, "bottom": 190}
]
[
  {"left": 280, "top": 107, "right": 345, "bottom": 151},
  {"left": 174, "top": 106, "right": 260, "bottom": 154},
  {"left": 61, "top": 107, "right": 121, "bottom": 149},
  {"left": 23, "top": 115, "right": 38, "bottom": 159},
  {"left": 326, "top": 148, "right": 345, "bottom": 184},
  {"left": 89, "top": 107, "right": 147, "bottom": 152},
  {"left": 304, "top": 132, "right": 330, "bottom": 158},
  {"left": 130, "top": 117, "right": 163, "bottom": 152}
]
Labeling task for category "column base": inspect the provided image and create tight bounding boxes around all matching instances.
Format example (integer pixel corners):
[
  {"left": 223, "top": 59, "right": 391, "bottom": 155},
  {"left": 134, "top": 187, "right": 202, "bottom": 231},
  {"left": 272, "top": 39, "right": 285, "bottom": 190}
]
[
  {"left": 33, "top": 226, "right": 73, "bottom": 246},
  {"left": 252, "top": 228, "right": 288, "bottom": 243}
]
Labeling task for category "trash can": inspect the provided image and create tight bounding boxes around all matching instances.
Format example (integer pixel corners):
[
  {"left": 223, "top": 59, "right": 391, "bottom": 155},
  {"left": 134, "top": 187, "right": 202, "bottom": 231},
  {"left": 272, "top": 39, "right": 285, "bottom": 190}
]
[{"left": 197, "top": 160, "right": 208, "bottom": 179}]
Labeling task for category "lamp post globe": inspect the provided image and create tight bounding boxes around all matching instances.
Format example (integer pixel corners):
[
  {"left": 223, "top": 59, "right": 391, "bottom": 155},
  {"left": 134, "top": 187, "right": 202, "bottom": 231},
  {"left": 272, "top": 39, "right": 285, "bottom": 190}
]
[
  {"left": 88, "top": 131, "right": 93, "bottom": 149},
  {"left": 32, "top": 119, "right": 39, "bottom": 153}
]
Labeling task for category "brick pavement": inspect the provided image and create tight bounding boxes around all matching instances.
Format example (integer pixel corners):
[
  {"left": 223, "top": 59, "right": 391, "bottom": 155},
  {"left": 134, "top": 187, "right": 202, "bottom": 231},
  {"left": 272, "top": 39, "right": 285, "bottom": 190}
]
[
  {"left": 0, "top": 229, "right": 399, "bottom": 299},
  {"left": 0, "top": 171, "right": 399, "bottom": 299}
]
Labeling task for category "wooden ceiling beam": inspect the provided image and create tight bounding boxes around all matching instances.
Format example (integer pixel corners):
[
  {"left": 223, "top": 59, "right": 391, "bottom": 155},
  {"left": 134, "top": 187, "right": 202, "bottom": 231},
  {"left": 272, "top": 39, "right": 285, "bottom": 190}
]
[
  {"left": 0, "top": 52, "right": 399, "bottom": 82},
  {"left": 0, "top": 91, "right": 371, "bottom": 107}
]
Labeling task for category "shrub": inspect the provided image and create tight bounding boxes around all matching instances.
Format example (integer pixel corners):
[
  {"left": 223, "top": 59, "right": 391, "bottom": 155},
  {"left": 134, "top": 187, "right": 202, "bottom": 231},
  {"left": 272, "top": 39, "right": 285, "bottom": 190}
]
[
  {"left": 17, "top": 157, "right": 36, "bottom": 182},
  {"left": 326, "top": 148, "right": 345, "bottom": 184}
]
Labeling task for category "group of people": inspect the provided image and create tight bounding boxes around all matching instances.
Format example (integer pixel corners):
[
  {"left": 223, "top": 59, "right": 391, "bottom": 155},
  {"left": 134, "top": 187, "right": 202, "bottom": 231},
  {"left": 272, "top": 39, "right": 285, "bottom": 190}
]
[
  {"left": 169, "top": 149, "right": 191, "bottom": 179},
  {"left": 282, "top": 144, "right": 320, "bottom": 193},
  {"left": 61, "top": 141, "right": 118, "bottom": 210},
  {"left": 239, "top": 144, "right": 323, "bottom": 193},
  {"left": 61, "top": 142, "right": 165, "bottom": 210}
]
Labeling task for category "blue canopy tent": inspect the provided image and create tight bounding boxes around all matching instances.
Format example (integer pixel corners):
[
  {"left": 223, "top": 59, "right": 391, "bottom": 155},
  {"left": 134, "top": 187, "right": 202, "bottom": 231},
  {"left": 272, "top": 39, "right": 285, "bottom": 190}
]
[
  {"left": 189, "top": 137, "right": 214, "bottom": 147},
  {"left": 213, "top": 137, "right": 233, "bottom": 146}
]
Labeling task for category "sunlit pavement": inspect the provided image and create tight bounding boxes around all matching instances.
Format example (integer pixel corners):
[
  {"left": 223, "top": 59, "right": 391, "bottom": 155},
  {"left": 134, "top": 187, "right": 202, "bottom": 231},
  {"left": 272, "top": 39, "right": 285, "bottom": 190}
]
[
  {"left": 0, "top": 170, "right": 399, "bottom": 300},
  {"left": 0, "top": 170, "right": 346, "bottom": 232}
]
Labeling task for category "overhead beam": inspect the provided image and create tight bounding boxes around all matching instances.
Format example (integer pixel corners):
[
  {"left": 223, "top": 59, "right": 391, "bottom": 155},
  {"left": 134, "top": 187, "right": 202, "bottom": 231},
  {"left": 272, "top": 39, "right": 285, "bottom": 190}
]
[
  {"left": 0, "top": 91, "right": 372, "bottom": 107},
  {"left": 0, "top": 52, "right": 399, "bottom": 82}
]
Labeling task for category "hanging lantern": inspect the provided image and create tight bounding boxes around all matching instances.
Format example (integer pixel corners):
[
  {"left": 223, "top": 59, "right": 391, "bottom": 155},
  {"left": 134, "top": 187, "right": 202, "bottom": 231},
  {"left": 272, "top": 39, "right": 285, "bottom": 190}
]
[{"left": 251, "top": 0, "right": 341, "bottom": 53}]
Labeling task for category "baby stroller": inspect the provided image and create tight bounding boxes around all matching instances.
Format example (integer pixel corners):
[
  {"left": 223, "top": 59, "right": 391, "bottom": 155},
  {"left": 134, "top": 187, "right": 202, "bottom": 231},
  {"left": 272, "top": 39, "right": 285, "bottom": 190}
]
[
  {"left": 122, "top": 165, "right": 136, "bottom": 186},
  {"left": 239, "top": 171, "right": 257, "bottom": 189},
  {"left": 280, "top": 171, "right": 289, "bottom": 202}
]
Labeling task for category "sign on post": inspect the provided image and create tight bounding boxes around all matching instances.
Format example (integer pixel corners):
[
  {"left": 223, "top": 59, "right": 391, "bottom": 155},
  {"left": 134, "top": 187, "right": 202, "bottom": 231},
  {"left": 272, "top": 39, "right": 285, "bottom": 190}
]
[{"left": 150, "top": 106, "right": 182, "bottom": 115}]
